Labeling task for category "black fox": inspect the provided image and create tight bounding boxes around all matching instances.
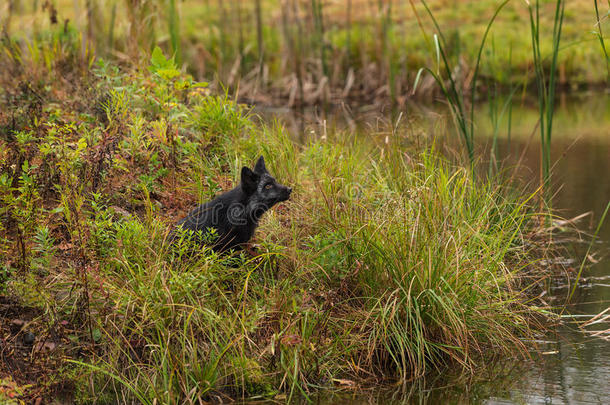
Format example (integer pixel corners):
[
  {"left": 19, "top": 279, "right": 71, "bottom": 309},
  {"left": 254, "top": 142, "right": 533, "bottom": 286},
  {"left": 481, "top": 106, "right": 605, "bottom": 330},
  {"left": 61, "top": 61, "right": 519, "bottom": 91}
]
[{"left": 172, "top": 156, "right": 292, "bottom": 252}]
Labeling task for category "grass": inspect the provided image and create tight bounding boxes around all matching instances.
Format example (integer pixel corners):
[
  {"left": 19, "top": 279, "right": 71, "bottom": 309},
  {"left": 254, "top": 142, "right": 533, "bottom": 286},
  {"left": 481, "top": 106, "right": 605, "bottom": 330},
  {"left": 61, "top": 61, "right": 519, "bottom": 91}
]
[
  {"left": 0, "top": 35, "right": 566, "bottom": 403},
  {"left": 3, "top": 0, "right": 609, "bottom": 105}
]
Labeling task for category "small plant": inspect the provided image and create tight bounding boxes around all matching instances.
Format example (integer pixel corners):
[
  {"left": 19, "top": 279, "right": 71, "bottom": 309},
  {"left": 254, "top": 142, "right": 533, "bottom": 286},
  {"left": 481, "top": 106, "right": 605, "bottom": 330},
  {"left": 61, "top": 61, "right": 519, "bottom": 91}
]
[
  {"left": 32, "top": 225, "right": 56, "bottom": 275},
  {"left": 89, "top": 193, "right": 119, "bottom": 257},
  {"left": 0, "top": 159, "right": 42, "bottom": 274}
]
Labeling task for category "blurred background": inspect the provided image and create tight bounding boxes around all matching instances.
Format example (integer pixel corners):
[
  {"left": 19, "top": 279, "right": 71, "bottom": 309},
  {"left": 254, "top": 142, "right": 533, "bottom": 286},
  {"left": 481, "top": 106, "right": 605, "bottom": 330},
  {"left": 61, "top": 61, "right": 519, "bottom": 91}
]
[{"left": 2, "top": 0, "right": 608, "bottom": 106}]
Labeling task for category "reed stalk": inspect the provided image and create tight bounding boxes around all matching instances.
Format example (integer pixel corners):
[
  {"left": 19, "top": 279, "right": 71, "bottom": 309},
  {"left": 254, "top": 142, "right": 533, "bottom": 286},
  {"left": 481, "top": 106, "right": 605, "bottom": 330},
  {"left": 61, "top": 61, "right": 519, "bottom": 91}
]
[
  {"left": 108, "top": 1, "right": 117, "bottom": 50},
  {"left": 382, "top": 0, "right": 395, "bottom": 106},
  {"left": 414, "top": 0, "right": 510, "bottom": 166},
  {"left": 1, "top": 0, "right": 14, "bottom": 36},
  {"left": 527, "top": 0, "right": 565, "bottom": 205},
  {"left": 345, "top": 0, "right": 352, "bottom": 67},
  {"left": 168, "top": 0, "right": 181, "bottom": 64},
  {"left": 312, "top": 0, "right": 327, "bottom": 79},
  {"left": 234, "top": 0, "right": 244, "bottom": 77},
  {"left": 216, "top": 0, "right": 227, "bottom": 75},
  {"left": 254, "top": 0, "right": 264, "bottom": 82},
  {"left": 593, "top": 0, "right": 610, "bottom": 79}
]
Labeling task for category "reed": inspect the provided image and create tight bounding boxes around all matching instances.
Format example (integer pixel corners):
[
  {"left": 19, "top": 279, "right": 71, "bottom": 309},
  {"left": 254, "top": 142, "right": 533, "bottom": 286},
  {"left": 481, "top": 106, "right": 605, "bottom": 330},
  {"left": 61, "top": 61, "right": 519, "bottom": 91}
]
[
  {"left": 593, "top": 0, "right": 610, "bottom": 79},
  {"left": 527, "top": 0, "right": 565, "bottom": 204},
  {"left": 167, "top": 0, "right": 181, "bottom": 65},
  {"left": 108, "top": 1, "right": 117, "bottom": 50},
  {"left": 486, "top": 39, "right": 517, "bottom": 176},
  {"left": 254, "top": 0, "right": 264, "bottom": 81},
  {"left": 1, "top": 0, "right": 14, "bottom": 36},
  {"left": 124, "top": 0, "right": 157, "bottom": 60},
  {"left": 413, "top": 0, "right": 511, "bottom": 165},
  {"left": 312, "top": 0, "right": 327, "bottom": 79}
]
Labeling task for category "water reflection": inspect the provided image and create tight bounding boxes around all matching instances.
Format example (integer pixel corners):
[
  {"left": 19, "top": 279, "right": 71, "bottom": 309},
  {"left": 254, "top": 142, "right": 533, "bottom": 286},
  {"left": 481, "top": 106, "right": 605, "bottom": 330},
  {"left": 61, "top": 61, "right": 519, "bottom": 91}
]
[{"left": 257, "top": 93, "right": 610, "bottom": 404}]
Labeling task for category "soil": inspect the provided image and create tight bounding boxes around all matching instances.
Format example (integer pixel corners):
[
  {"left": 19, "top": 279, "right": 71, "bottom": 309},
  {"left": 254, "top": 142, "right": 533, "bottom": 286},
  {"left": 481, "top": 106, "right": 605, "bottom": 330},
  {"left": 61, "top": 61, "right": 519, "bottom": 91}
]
[{"left": 0, "top": 295, "right": 75, "bottom": 404}]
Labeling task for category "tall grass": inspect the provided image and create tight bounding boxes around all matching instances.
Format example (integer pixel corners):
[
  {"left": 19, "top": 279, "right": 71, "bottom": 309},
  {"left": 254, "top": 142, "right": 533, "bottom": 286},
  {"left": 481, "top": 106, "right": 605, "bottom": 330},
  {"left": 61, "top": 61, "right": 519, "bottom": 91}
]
[
  {"left": 413, "top": 0, "right": 511, "bottom": 165},
  {"left": 167, "top": 0, "right": 181, "bottom": 65},
  {"left": 313, "top": 148, "right": 548, "bottom": 380},
  {"left": 527, "top": 0, "right": 565, "bottom": 205},
  {"left": 593, "top": 0, "right": 610, "bottom": 79}
]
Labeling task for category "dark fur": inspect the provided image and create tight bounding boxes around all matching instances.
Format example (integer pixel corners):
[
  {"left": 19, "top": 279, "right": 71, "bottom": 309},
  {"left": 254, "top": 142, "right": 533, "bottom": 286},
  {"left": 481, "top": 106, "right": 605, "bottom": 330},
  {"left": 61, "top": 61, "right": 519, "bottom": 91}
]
[{"left": 172, "top": 156, "right": 291, "bottom": 252}]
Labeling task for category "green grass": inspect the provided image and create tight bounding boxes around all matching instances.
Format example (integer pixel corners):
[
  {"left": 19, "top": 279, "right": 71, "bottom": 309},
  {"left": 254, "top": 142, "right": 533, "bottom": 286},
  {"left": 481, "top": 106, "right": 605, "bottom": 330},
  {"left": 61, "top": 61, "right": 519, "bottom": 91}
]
[{"left": 0, "top": 39, "right": 564, "bottom": 403}]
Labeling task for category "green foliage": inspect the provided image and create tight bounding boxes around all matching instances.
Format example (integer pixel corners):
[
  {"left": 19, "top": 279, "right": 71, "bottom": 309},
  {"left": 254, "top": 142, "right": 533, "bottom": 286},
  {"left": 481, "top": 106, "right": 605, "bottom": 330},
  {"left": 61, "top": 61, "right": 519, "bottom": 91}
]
[
  {"left": 149, "top": 46, "right": 181, "bottom": 81},
  {"left": 188, "top": 93, "right": 251, "bottom": 146},
  {"left": 89, "top": 194, "right": 120, "bottom": 257},
  {"left": 0, "top": 377, "right": 29, "bottom": 405},
  {"left": 31, "top": 226, "right": 56, "bottom": 275}
]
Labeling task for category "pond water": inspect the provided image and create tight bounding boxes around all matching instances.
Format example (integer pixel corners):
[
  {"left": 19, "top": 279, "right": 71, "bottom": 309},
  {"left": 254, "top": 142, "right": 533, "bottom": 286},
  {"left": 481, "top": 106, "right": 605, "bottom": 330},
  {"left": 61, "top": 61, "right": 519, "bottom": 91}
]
[{"left": 258, "top": 92, "right": 610, "bottom": 404}]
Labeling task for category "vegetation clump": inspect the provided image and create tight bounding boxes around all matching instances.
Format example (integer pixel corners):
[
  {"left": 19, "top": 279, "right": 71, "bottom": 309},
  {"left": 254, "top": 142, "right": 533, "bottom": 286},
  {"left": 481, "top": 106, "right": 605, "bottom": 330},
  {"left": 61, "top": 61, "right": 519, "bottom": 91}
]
[{"left": 0, "top": 39, "right": 559, "bottom": 403}]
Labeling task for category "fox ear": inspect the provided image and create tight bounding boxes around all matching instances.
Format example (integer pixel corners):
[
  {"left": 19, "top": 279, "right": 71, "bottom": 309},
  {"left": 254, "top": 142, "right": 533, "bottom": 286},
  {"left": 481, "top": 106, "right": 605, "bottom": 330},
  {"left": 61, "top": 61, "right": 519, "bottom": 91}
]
[
  {"left": 253, "top": 156, "right": 267, "bottom": 174},
  {"left": 241, "top": 166, "right": 258, "bottom": 194}
]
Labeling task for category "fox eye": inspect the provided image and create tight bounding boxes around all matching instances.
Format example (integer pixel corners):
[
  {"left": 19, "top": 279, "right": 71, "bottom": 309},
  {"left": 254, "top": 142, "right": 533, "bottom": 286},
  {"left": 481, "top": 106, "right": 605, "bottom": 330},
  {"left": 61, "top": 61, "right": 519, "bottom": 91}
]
[{"left": 264, "top": 184, "right": 273, "bottom": 190}]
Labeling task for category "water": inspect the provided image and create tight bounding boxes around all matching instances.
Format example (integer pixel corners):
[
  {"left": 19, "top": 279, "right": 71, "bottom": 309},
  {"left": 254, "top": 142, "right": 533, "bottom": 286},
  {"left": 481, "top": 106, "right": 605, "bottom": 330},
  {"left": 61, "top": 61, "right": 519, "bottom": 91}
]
[
  {"left": 488, "top": 94, "right": 610, "bottom": 405},
  {"left": 260, "top": 92, "right": 610, "bottom": 404}
]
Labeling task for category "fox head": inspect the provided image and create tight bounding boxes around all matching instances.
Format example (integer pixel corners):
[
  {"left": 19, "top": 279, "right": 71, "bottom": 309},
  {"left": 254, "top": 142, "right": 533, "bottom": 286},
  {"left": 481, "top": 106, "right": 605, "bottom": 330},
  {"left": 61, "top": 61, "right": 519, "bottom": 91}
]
[{"left": 241, "top": 156, "right": 292, "bottom": 220}]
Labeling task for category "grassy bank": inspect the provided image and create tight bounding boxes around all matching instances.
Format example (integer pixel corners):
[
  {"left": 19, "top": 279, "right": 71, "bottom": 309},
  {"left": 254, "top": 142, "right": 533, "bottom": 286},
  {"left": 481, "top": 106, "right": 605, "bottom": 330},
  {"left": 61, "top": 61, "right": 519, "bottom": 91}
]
[
  {"left": 3, "top": 0, "right": 609, "bottom": 106},
  {"left": 0, "top": 39, "right": 564, "bottom": 403}
]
